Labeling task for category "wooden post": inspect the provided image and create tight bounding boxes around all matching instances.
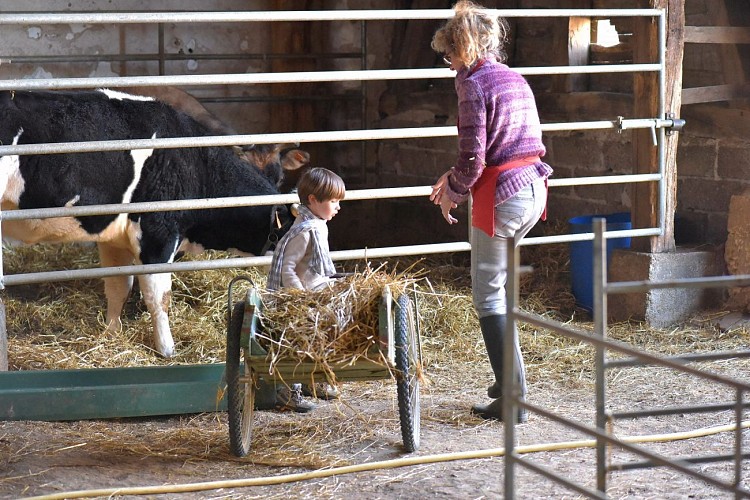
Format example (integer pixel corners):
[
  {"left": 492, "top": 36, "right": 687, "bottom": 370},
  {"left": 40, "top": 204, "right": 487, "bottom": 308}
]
[
  {"left": 550, "top": 1, "right": 593, "bottom": 93},
  {"left": 631, "top": 0, "right": 684, "bottom": 253}
]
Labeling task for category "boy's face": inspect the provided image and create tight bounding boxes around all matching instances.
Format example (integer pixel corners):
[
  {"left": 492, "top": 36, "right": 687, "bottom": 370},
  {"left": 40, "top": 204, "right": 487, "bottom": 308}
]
[{"left": 307, "top": 194, "right": 341, "bottom": 221}]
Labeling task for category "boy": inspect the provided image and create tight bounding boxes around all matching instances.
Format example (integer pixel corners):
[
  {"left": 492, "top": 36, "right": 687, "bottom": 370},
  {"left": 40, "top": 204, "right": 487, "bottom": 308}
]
[
  {"left": 266, "top": 167, "right": 345, "bottom": 411},
  {"left": 268, "top": 167, "right": 345, "bottom": 291}
]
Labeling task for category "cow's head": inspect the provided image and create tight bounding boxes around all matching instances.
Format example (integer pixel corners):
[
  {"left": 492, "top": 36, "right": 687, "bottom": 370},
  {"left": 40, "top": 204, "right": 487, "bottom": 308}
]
[{"left": 235, "top": 143, "right": 310, "bottom": 191}]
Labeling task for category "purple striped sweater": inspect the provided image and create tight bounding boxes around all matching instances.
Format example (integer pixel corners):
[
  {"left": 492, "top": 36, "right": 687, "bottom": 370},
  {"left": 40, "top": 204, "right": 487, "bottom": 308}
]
[{"left": 446, "top": 55, "right": 553, "bottom": 206}]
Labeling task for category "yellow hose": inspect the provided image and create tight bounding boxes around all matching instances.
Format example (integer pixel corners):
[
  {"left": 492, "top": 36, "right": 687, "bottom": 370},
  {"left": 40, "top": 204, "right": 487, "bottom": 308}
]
[{"left": 24, "top": 420, "right": 750, "bottom": 500}]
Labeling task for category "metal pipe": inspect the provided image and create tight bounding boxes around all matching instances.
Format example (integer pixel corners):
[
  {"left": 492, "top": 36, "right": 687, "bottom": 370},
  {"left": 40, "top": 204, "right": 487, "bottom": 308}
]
[
  {"left": 505, "top": 234, "right": 521, "bottom": 499},
  {"left": 1, "top": 241, "right": 472, "bottom": 287},
  {"left": 0, "top": 9, "right": 665, "bottom": 25},
  {"left": 593, "top": 218, "right": 609, "bottom": 493},
  {"left": 611, "top": 402, "right": 750, "bottom": 420},
  {"left": 606, "top": 349, "right": 750, "bottom": 368},
  {"left": 0, "top": 186, "right": 432, "bottom": 221},
  {"left": 513, "top": 310, "right": 750, "bottom": 392},
  {"left": 0, "top": 64, "right": 659, "bottom": 91},
  {"left": 0, "top": 118, "right": 680, "bottom": 156},
  {"left": 0, "top": 52, "right": 362, "bottom": 64},
  {"left": 525, "top": 400, "right": 750, "bottom": 497},
  {"left": 607, "top": 274, "right": 750, "bottom": 294}
]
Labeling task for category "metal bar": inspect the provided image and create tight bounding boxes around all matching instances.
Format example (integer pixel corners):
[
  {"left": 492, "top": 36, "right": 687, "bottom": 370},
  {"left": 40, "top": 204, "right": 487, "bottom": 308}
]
[
  {"left": 521, "top": 228, "right": 660, "bottom": 246},
  {"left": 524, "top": 401, "right": 750, "bottom": 497},
  {"left": 513, "top": 310, "right": 750, "bottom": 392},
  {"left": 0, "top": 64, "right": 660, "bottom": 91},
  {"left": 513, "top": 455, "right": 607, "bottom": 499},
  {"left": 0, "top": 186, "right": 432, "bottom": 221},
  {"left": 593, "top": 218, "right": 609, "bottom": 493},
  {"left": 608, "top": 275, "right": 750, "bottom": 294},
  {"left": 549, "top": 173, "right": 661, "bottom": 187},
  {"left": 611, "top": 453, "right": 750, "bottom": 471},
  {"left": 0, "top": 118, "right": 678, "bottom": 156},
  {"left": 1, "top": 242, "right": 473, "bottom": 287},
  {"left": 657, "top": 10, "right": 667, "bottom": 238},
  {"left": 0, "top": 9, "right": 665, "bottom": 25},
  {"left": 611, "top": 402, "right": 750, "bottom": 420},
  {"left": 735, "top": 389, "right": 745, "bottom": 497},
  {"left": 605, "top": 349, "right": 750, "bottom": 368},
  {"left": 505, "top": 235, "right": 521, "bottom": 499},
  {"left": 0, "top": 52, "right": 363, "bottom": 63}
]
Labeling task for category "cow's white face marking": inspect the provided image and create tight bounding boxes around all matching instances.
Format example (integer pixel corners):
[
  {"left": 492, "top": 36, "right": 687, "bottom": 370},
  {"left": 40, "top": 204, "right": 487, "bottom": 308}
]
[
  {"left": 97, "top": 88, "right": 155, "bottom": 102},
  {"left": 0, "top": 129, "right": 26, "bottom": 206},
  {"left": 123, "top": 135, "right": 154, "bottom": 204}
]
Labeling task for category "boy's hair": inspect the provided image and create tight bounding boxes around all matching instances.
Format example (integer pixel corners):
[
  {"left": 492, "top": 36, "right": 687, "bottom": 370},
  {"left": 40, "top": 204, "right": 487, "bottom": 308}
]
[
  {"left": 431, "top": 0, "right": 510, "bottom": 67},
  {"left": 297, "top": 167, "right": 346, "bottom": 205}
]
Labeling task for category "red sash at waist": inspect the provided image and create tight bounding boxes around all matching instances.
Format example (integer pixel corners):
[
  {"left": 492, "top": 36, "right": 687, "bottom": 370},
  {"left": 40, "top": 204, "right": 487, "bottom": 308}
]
[{"left": 470, "top": 156, "right": 541, "bottom": 237}]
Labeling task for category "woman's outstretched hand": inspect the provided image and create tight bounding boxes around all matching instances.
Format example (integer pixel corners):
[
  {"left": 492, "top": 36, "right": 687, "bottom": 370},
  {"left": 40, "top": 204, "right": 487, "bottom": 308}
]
[{"left": 430, "top": 171, "right": 458, "bottom": 224}]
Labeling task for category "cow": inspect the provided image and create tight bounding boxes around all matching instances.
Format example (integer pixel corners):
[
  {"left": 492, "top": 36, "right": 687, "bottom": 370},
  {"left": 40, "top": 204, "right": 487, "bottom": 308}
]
[{"left": 0, "top": 88, "right": 302, "bottom": 357}]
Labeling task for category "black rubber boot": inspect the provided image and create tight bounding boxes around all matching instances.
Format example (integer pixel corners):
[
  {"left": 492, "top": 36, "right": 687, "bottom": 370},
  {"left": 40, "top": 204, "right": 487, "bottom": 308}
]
[
  {"left": 475, "top": 314, "right": 528, "bottom": 420},
  {"left": 479, "top": 315, "right": 508, "bottom": 399},
  {"left": 471, "top": 398, "right": 529, "bottom": 423}
]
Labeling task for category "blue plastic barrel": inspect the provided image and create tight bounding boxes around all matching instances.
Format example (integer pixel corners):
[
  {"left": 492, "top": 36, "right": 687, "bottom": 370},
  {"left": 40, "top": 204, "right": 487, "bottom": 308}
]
[{"left": 569, "top": 212, "right": 631, "bottom": 313}]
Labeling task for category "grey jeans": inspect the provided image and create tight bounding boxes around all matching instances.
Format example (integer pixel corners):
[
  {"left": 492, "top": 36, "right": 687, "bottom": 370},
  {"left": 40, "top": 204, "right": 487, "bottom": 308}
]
[{"left": 471, "top": 177, "right": 547, "bottom": 318}]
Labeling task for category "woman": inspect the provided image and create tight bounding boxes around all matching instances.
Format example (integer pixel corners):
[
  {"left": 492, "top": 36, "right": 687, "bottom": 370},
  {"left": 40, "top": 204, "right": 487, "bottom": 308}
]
[{"left": 429, "top": 0, "right": 553, "bottom": 422}]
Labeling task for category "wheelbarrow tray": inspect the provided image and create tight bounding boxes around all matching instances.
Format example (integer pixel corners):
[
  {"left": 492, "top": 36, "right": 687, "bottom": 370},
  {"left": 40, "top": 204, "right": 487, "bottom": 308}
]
[
  {"left": 225, "top": 277, "right": 421, "bottom": 457},
  {"left": 239, "top": 284, "right": 396, "bottom": 383}
]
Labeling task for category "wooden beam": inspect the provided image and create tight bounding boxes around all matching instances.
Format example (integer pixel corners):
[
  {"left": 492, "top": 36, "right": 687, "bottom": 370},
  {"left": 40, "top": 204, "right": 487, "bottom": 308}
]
[
  {"left": 550, "top": 0, "right": 593, "bottom": 93},
  {"left": 536, "top": 91, "right": 632, "bottom": 122},
  {"left": 681, "top": 104, "right": 750, "bottom": 140},
  {"left": 684, "top": 26, "right": 750, "bottom": 44},
  {"left": 631, "top": 0, "right": 684, "bottom": 253},
  {"left": 682, "top": 83, "right": 750, "bottom": 105},
  {"left": 568, "top": 17, "right": 592, "bottom": 92}
]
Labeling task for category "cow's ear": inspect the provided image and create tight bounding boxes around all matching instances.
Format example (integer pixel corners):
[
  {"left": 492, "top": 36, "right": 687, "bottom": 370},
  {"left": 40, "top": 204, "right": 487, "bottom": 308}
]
[
  {"left": 290, "top": 203, "right": 299, "bottom": 218},
  {"left": 281, "top": 149, "right": 310, "bottom": 171}
]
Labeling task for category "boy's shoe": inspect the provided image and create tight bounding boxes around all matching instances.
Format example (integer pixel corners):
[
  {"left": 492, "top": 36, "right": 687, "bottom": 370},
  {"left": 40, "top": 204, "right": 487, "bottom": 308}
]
[
  {"left": 301, "top": 382, "right": 340, "bottom": 400},
  {"left": 275, "top": 383, "right": 316, "bottom": 413}
]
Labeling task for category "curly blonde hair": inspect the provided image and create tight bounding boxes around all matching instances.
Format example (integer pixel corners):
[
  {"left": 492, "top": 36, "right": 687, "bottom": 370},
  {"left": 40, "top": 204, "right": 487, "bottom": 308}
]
[{"left": 431, "top": 1, "right": 510, "bottom": 67}]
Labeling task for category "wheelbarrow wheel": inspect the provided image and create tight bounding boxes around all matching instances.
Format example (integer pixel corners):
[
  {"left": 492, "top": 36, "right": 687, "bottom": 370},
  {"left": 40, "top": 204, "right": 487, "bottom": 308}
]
[
  {"left": 395, "top": 293, "right": 420, "bottom": 452},
  {"left": 226, "top": 300, "right": 255, "bottom": 457}
]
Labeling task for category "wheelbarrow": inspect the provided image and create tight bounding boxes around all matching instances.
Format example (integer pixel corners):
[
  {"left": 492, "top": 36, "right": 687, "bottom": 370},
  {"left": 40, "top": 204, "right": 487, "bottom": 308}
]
[{"left": 225, "top": 276, "right": 422, "bottom": 457}]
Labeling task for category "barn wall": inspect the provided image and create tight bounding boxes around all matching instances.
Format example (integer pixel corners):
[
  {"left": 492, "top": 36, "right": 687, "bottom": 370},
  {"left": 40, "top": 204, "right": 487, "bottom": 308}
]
[{"left": 0, "top": 1, "right": 277, "bottom": 134}]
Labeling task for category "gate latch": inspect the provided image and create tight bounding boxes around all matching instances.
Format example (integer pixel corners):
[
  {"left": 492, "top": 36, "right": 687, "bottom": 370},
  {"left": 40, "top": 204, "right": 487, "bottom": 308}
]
[{"left": 665, "top": 112, "right": 686, "bottom": 135}]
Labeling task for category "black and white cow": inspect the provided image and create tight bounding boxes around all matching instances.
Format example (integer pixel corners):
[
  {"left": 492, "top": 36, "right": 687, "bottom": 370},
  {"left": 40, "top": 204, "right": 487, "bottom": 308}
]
[{"left": 0, "top": 88, "right": 300, "bottom": 357}]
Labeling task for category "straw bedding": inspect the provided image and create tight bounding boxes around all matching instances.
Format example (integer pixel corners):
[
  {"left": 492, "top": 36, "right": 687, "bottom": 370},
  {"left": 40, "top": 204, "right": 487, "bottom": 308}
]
[{"left": 3, "top": 238, "right": 749, "bottom": 388}]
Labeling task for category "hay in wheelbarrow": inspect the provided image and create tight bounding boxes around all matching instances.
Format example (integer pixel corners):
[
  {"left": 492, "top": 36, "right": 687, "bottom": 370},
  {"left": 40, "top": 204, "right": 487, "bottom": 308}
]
[{"left": 254, "top": 265, "right": 422, "bottom": 385}]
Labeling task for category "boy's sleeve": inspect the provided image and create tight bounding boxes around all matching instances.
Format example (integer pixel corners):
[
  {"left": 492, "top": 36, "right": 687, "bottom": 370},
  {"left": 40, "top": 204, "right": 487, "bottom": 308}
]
[{"left": 280, "top": 232, "right": 310, "bottom": 290}]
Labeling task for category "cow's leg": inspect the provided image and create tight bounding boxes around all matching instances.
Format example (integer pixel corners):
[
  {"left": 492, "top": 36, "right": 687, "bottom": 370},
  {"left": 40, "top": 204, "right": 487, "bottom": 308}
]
[
  {"left": 98, "top": 243, "right": 135, "bottom": 334},
  {"left": 137, "top": 272, "right": 174, "bottom": 358}
]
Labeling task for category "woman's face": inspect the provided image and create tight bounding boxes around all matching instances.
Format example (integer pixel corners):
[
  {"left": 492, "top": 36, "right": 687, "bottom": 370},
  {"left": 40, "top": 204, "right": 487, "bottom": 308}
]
[{"left": 443, "top": 52, "right": 463, "bottom": 72}]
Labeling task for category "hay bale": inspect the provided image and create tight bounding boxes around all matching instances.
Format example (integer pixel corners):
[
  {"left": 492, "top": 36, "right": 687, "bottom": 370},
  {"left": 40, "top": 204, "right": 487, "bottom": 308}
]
[{"left": 255, "top": 266, "right": 420, "bottom": 382}]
